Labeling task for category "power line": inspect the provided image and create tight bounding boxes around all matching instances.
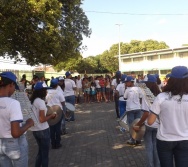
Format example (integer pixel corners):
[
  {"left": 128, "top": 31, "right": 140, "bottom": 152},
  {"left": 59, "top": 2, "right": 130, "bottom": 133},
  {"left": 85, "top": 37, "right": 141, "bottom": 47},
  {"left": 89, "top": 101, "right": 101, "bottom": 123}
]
[{"left": 84, "top": 10, "right": 188, "bottom": 16}]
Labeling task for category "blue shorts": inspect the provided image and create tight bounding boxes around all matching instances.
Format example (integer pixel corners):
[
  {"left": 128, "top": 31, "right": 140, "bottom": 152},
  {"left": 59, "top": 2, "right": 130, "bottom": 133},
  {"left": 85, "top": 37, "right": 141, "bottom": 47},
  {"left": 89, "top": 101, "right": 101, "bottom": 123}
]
[
  {"left": 101, "top": 87, "right": 105, "bottom": 92},
  {"left": 96, "top": 88, "right": 101, "bottom": 92}
]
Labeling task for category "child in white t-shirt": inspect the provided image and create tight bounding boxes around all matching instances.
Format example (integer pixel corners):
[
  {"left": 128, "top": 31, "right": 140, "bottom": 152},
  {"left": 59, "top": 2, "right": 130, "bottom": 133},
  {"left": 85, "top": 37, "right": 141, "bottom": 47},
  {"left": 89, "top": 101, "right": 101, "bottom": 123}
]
[{"left": 0, "top": 72, "right": 34, "bottom": 167}]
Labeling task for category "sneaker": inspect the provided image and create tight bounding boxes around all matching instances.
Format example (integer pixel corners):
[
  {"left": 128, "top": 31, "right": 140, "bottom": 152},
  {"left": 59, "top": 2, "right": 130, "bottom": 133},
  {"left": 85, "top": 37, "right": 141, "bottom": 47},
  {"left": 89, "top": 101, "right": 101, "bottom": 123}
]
[
  {"left": 120, "top": 127, "right": 126, "bottom": 133},
  {"left": 135, "top": 140, "right": 142, "bottom": 146},
  {"left": 127, "top": 139, "right": 136, "bottom": 145},
  {"left": 56, "top": 144, "right": 62, "bottom": 149}
]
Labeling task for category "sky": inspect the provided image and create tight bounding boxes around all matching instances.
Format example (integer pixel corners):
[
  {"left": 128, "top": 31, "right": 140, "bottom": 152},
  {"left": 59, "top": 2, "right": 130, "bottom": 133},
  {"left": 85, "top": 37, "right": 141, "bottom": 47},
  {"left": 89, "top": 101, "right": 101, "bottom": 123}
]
[{"left": 81, "top": 0, "right": 188, "bottom": 57}]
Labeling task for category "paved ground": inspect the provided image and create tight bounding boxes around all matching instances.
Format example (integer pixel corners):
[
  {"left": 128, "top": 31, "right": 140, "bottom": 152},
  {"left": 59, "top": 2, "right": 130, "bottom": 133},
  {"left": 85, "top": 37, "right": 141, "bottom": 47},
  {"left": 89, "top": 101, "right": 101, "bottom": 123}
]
[{"left": 27, "top": 102, "right": 146, "bottom": 167}]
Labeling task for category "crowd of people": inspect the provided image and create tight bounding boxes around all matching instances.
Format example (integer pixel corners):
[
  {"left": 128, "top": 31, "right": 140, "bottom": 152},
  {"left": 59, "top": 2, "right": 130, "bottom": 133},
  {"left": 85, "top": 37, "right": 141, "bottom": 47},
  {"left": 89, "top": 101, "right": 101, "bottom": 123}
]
[{"left": 1, "top": 66, "right": 188, "bottom": 167}]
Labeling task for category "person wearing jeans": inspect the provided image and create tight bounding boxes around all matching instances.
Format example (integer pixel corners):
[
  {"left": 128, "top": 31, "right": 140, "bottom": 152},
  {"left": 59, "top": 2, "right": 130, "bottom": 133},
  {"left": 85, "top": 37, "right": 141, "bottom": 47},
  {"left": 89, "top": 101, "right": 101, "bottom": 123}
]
[
  {"left": 134, "top": 74, "right": 161, "bottom": 167},
  {"left": 148, "top": 66, "right": 188, "bottom": 167},
  {"left": 32, "top": 129, "right": 50, "bottom": 166},
  {"left": 30, "top": 82, "right": 56, "bottom": 166},
  {"left": 0, "top": 72, "right": 34, "bottom": 167},
  {"left": 124, "top": 76, "right": 143, "bottom": 145},
  {"left": 46, "top": 79, "right": 66, "bottom": 149}
]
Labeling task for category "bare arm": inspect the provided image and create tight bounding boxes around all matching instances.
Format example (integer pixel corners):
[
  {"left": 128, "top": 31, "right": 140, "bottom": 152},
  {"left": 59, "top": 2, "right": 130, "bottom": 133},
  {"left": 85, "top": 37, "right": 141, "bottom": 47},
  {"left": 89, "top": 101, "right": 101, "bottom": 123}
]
[
  {"left": 11, "top": 118, "right": 34, "bottom": 138},
  {"left": 136, "top": 111, "right": 149, "bottom": 127},
  {"left": 39, "top": 110, "right": 56, "bottom": 123},
  {"left": 147, "top": 113, "right": 157, "bottom": 125}
]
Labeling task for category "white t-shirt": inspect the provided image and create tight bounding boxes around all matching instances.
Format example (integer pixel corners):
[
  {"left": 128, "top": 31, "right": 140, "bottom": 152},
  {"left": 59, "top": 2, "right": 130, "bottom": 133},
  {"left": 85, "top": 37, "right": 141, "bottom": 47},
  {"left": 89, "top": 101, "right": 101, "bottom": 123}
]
[
  {"left": 111, "top": 78, "right": 118, "bottom": 88},
  {"left": 95, "top": 80, "right": 101, "bottom": 88},
  {"left": 0, "top": 98, "right": 23, "bottom": 138},
  {"left": 30, "top": 98, "right": 49, "bottom": 131},
  {"left": 150, "top": 92, "right": 188, "bottom": 141},
  {"left": 46, "top": 89, "right": 65, "bottom": 110},
  {"left": 116, "top": 83, "right": 126, "bottom": 101},
  {"left": 76, "top": 79, "right": 82, "bottom": 89},
  {"left": 124, "top": 87, "right": 142, "bottom": 111},
  {"left": 64, "top": 78, "right": 76, "bottom": 97},
  {"left": 56, "top": 85, "right": 64, "bottom": 95}
]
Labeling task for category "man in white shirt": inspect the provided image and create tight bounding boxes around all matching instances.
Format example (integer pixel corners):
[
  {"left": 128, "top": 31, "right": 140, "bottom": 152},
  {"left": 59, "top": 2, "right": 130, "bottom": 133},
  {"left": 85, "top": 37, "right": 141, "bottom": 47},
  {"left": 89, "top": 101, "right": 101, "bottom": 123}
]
[
  {"left": 75, "top": 75, "right": 83, "bottom": 104},
  {"left": 64, "top": 71, "right": 77, "bottom": 121}
]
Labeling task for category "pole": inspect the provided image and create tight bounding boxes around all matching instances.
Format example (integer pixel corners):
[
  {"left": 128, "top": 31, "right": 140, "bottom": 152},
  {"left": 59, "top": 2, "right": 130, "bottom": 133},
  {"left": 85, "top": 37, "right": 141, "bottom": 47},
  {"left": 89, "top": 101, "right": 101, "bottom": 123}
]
[{"left": 115, "top": 24, "right": 122, "bottom": 71}]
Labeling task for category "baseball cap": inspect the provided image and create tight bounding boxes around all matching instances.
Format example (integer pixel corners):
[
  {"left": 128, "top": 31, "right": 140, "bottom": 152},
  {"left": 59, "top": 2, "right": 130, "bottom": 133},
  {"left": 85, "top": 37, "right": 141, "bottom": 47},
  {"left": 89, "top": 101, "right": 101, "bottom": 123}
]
[
  {"left": 121, "top": 74, "right": 127, "bottom": 83},
  {"left": 166, "top": 73, "right": 171, "bottom": 78},
  {"left": 116, "top": 71, "right": 121, "bottom": 76},
  {"left": 125, "top": 76, "right": 134, "bottom": 82},
  {"left": 155, "top": 74, "right": 159, "bottom": 78},
  {"left": 168, "top": 66, "right": 188, "bottom": 79},
  {"left": 65, "top": 71, "right": 71, "bottom": 77},
  {"left": 0, "top": 71, "right": 19, "bottom": 89},
  {"left": 144, "top": 74, "right": 157, "bottom": 83},
  {"left": 50, "top": 79, "right": 58, "bottom": 86},
  {"left": 58, "top": 76, "right": 64, "bottom": 81},
  {"left": 34, "top": 82, "right": 51, "bottom": 90}
]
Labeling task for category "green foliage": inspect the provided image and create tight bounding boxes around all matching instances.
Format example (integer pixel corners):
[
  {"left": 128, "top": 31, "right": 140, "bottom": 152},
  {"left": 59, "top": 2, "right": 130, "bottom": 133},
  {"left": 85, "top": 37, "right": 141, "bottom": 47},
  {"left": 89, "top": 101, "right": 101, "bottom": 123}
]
[{"left": 0, "top": 0, "right": 91, "bottom": 66}]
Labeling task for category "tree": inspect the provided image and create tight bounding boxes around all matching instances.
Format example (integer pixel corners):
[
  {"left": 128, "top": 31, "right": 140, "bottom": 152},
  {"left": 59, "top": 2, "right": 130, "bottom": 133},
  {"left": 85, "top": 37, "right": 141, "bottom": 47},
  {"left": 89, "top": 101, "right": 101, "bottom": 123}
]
[
  {"left": 0, "top": 0, "right": 91, "bottom": 66},
  {"left": 99, "top": 39, "right": 169, "bottom": 72}
]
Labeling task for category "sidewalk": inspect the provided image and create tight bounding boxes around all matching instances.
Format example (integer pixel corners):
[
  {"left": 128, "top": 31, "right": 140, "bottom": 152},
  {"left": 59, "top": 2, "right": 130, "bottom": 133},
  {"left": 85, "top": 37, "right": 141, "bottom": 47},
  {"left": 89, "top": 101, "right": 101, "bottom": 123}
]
[{"left": 27, "top": 102, "right": 146, "bottom": 167}]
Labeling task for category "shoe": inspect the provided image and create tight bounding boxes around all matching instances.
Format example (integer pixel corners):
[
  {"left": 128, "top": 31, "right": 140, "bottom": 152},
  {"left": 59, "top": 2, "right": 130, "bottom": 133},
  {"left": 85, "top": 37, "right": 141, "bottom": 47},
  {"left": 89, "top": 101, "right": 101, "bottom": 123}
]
[
  {"left": 135, "top": 140, "right": 142, "bottom": 146},
  {"left": 120, "top": 127, "right": 126, "bottom": 133},
  {"left": 51, "top": 145, "right": 56, "bottom": 149},
  {"left": 56, "top": 144, "right": 62, "bottom": 149},
  {"left": 61, "top": 130, "right": 68, "bottom": 135},
  {"left": 70, "top": 119, "right": 75, "bottom": 121},
  {"left": 127, "top": 139, "right": 136, "bottom": 145}
]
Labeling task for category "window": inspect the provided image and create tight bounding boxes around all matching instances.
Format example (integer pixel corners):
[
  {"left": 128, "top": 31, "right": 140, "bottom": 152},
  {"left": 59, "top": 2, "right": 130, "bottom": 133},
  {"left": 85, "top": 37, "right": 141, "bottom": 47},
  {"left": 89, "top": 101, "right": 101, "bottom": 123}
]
[
  {"left": 160, "top": 54, "right": 173, "bottom": 59},
  {"left": 147, "top": 55, "right": 158, "bottom": 61},
  {"left": 179, "top": 52, "right": 188, "bottom": 58},
  {"left": 122, "top": 58, "right": 132, "bottom": 63},
  {"left": 133, "top": 57, "right": 143, "bottom": 62}
]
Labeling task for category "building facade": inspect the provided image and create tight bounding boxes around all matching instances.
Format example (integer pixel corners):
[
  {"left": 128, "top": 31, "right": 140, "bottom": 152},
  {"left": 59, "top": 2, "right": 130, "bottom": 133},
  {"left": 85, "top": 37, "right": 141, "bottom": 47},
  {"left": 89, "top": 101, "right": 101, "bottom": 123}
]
[{"left": 120, "top": 46, "right": 188, "bottom": 77}]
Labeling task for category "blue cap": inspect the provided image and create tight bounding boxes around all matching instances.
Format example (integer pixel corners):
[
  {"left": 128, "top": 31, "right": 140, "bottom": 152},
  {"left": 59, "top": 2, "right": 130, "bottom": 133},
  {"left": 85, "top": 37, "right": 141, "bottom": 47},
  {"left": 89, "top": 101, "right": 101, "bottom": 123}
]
[
  {"left": 168, "top": 66, "right": 188, "bottom": 79},
  {"left": 121, "top": 74, "right": 127, "bottom": 83},
  {"left": 125, "top": 76, "right": 134, "bottom": 82},
  {"left": 166, "top": 73, "right": 171, "bottom": 78},
  {"left": 50, "top": 79, "right": 58, "bottom": 86},
  {"left": 34, "top": 82, "right": 51, "bottom": 90},
  {"left": 65, "top": 71, "right": 71, "bottom": 77},
  {"left": 144, "top": 74, "right": 157, "bottom": 83},
  {"left": 155, "top": 74, "right": 159, "bottom": 78},
  {"left": 116, "top": 71, "right": 121, "bottom": 76},
  {"left": 0, "top": 71, "right": 19, "bottom": 89}
]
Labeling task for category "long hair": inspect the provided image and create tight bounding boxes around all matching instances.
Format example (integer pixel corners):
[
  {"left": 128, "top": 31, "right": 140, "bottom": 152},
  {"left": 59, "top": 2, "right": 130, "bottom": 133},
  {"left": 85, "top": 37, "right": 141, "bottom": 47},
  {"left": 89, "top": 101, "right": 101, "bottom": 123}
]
[
  {"left": 115, "top": 73, "right": 121, "bottom": 85},
  {"left": 163, "top": 77, "right": 187, "bottom": 99},
  {"left": 30, "top": 89, "right": 47, "bottom": 104},
  {"left": 145, "top": 82, "right": 161, "bottom": 96}
]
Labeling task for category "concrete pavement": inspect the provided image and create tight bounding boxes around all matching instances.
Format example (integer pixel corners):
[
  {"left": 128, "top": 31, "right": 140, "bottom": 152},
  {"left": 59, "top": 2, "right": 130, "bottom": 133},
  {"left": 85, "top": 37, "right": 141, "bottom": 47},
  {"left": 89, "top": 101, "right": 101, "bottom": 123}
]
[{"left": 27, "top": 102, "right": 146, "bottom": 167}]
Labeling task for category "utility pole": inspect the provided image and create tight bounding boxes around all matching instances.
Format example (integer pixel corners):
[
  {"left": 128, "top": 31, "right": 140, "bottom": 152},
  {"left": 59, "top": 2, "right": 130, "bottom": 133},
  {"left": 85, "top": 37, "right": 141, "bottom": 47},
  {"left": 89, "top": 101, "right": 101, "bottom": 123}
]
[{"left": 115, "top": 24, "right": 122, "bottom": 71}]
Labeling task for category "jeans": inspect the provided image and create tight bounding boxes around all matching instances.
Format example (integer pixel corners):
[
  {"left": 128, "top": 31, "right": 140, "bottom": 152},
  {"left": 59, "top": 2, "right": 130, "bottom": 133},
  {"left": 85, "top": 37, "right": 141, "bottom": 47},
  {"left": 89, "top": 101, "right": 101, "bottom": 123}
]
[
  {"left": 50, "top": 119, "right": 62, "bottom": 146},
  {"left": 157, "top": 139, "right": 188, "bottom": 167},
  {"left": 127, "top": 109, "right": 141, "bottom": 140},
  {"left": 33, "top": 128, "right": 50, "bottom": 167},
  {"left": 144, "top": 126, "right": 160, "bottom": 167},
  {"left": 0, "top": 135, "right": 28, "bottom": 167},
  {"left": 119, "top": 100, "right": 126, "bottom": 118},
  {"left": 114, "top": 95, "right": 119, "bottom": 118},
  {"left": 65, "top": 95, "right": 75, "bottom": 120}
]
